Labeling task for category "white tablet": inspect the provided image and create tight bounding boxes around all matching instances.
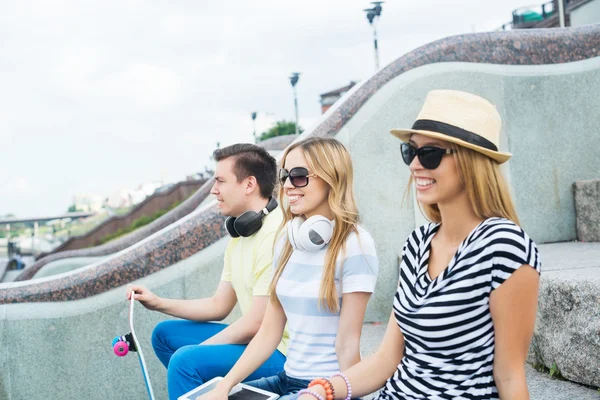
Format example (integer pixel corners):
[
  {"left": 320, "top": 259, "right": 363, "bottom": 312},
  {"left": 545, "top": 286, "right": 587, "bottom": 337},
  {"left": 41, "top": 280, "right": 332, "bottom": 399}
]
[{"left": 178, "top": 377, "right": 279, "bottom": 400}]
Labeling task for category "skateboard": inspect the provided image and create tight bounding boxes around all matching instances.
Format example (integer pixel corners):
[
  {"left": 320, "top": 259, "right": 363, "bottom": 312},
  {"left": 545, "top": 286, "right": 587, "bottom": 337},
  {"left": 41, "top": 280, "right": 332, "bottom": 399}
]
[{"left": 113, "top": 293, "right": 156, "bottom": 400}]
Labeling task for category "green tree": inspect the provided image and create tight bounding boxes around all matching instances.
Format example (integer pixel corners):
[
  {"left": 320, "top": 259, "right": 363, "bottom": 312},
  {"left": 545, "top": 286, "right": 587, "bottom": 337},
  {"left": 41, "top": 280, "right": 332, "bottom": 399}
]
[
  {"left": 67, "top": 205, "right": 83, "bottom": 213},
  {"left": 257, "top": 120, "right": 302, "bottom": 143}
]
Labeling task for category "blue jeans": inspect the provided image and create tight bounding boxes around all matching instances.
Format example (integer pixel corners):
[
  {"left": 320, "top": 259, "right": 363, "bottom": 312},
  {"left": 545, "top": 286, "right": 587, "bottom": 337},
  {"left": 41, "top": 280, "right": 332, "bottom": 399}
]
[
  {"left": 152, "top": 320, "right": 286, "bottom": 400},
  {"left": 246, "top": 371, "right": 311, "bottom": 400}
]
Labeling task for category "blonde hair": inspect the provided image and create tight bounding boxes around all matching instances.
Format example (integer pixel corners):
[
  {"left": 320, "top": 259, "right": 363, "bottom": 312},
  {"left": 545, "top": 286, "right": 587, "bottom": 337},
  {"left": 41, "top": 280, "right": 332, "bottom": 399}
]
[
  {"left": 269, "top": 137, "right": 359, "bottom": 313},
  {"left": 414, "top": 143, "right": 520, "bottom": 224}
]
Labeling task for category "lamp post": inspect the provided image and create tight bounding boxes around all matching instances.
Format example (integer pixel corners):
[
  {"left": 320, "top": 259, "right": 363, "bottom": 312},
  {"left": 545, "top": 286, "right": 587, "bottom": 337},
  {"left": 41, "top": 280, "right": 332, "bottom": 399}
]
[
  {"left": 251, "top": 112, "right": 257, "bottom": 141},
  {"left": 557, "top": 0, "right": 566, "bottom": 27},
  {"left": 364, "top": 1, "right": 384, "bottom": 70},
  {"left": 289, "top": 73, "right": 300, "bottom": 136},
  {"left": 211, "top": 141, "right": 220, "bottom": 171}
]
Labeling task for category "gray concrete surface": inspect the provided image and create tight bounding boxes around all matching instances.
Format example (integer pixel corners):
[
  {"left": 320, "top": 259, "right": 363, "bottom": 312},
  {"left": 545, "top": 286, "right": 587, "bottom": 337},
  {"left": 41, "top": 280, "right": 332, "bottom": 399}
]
[
  {"left": 32, "top": 256, "right": 110, "bottom": 279},
  {"left": 0, "top": 238, "right": 232, "bottom": 400},
  {"left": 574, "top": 180, "right": 600, "bottom": 242},
  {"left": 530, "top": 242, "right": 600, "bottom": 388}
]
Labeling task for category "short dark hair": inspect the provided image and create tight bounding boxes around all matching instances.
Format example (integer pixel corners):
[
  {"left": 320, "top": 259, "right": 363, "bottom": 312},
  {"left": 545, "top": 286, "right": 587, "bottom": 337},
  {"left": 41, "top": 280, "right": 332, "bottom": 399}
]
[{"left": 213, "top": 143, "right": 277, "bottom": 198}]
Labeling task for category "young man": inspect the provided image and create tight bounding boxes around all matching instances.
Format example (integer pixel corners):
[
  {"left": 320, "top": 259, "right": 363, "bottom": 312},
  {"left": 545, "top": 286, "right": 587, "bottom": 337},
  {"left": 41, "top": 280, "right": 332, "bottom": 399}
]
[{"left": 127, "top": 144, "right": 288, "bottom": 400}]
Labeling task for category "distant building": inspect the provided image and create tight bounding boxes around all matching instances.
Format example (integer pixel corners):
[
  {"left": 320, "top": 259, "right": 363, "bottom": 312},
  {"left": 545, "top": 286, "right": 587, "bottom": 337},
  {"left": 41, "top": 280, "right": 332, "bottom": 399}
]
[
  {"left": 319, "top": 81, "right": 357, "bottom": 114},
  {"left": 259, "top": 134, "right": 299, "bottom": 158},
  {"left": 129, "top": 181, "right": 163, "bottom": 205},
  {"left": 73, "top": 194, "right": 104, "bottom": 212},
  {"left": 501, "top": 0, "right": 600, "bottom": 30},
  {"left": 569, "top": 0, "right": 600, "bottom": 26},
  {"left": 105, "top": 181, "right": 164, "bottom": 209},
  {"left": 106, "top": 189, "right": 130, "bottom": 209}
]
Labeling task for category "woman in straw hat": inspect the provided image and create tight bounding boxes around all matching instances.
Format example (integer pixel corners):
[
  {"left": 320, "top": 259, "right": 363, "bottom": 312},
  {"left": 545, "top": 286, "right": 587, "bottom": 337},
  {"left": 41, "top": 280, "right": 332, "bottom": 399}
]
[{"left": 296, "top": 90, "right": 541, "bottom": 399}]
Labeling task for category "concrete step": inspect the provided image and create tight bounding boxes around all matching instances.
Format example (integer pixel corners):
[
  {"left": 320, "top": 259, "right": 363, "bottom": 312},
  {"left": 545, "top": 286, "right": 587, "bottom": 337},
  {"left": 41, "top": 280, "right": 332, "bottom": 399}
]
[
  {"left": 532, "top": 242, "right": 600, "bottom": 388},
  {"left": 574, "top": 179, "right": 600, "bottom": 242}
]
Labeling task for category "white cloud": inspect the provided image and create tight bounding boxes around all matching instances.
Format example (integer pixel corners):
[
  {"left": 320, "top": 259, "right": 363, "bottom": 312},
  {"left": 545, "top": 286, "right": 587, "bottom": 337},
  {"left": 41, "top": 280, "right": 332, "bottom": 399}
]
[
  {"left": 57, "top": 52, "right": 180, "bottom": 109},
  {"left": 0, "top": 169, "right": 35, "bottom": 196},
  {"left": 97, "top": 64, "right": 180, "bottom": 108},
  {"left": 14, "top": 178, "right": 31, "bottom": 192}
]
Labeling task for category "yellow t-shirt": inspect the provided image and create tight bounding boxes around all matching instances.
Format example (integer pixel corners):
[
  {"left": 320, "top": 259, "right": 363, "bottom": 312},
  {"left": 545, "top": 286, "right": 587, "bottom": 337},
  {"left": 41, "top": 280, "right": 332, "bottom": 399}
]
[{"left": 221, "top": 206, "right": 289, "bottom": 355}]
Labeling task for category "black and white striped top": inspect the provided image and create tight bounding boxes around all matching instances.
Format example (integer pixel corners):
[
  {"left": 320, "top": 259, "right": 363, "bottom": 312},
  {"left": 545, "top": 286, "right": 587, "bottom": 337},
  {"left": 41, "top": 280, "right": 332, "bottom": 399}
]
[{"left": 378, "top": 218, "right": 541, "bottom": 400}]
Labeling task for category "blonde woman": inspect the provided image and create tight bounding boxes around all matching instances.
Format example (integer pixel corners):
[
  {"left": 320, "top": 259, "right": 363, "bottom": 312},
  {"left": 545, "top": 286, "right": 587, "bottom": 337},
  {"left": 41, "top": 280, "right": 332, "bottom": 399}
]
[
  {"left": 297, "top": 90, "right": 541, "bottom": 400},
  {"left": 199, "top": 137, "right": 379, "bottom": 400}
]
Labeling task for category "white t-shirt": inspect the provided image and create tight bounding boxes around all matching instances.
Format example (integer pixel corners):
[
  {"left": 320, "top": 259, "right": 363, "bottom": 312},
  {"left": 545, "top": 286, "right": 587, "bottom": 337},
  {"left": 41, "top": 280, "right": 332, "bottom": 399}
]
[{"left": 274, "top": 225, "right": 379, "bottom": 380}]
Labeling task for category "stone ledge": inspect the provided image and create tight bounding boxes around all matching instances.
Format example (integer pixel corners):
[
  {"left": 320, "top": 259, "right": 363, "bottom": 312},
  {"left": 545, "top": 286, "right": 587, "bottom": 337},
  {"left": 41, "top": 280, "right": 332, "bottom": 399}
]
[
  {"left": 530, "top": 272, "right": 600, "bottom": 386},
  {"left": 574, "top": 179, "right": 600, "bottom": 242},
  {"left": 527, "top": 242, "right": 600, "bottom": 388}
]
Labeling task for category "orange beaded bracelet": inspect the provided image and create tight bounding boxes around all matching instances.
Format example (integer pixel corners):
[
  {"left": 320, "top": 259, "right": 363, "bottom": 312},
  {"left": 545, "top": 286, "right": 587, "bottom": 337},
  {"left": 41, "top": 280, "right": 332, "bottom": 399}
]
[{"left": 308, "top": 378, "right": 335, "bottom": 400}]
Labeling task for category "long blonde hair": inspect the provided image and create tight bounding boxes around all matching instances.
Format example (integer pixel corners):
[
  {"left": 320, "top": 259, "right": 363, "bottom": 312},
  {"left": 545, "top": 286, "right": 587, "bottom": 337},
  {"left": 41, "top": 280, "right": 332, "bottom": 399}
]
[
  {"left": 269, "top": 137, "right": 359, "bottom": 313},
  {"left": 414, "top": 142, "right": 520, "bottom": 224}
]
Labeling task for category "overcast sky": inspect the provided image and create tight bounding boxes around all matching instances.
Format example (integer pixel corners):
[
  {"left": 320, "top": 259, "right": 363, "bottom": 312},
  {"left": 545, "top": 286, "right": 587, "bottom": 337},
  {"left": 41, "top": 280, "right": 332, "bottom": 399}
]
[{"left": 0, "top": 0, "right": 532, "bottom": 217}]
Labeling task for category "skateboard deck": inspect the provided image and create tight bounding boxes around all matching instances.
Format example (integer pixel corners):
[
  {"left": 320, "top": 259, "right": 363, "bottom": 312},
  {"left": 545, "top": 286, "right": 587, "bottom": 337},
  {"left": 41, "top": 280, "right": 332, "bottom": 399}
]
[{"left": 113, "top": 293, "right": 156, "bottom": 400}]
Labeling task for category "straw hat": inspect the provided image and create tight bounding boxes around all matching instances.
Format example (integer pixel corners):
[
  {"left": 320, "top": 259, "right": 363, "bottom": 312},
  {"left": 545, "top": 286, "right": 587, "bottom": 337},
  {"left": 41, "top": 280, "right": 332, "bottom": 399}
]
[{"left": 390, "top": 90, "right": 511, "bottom": 163}]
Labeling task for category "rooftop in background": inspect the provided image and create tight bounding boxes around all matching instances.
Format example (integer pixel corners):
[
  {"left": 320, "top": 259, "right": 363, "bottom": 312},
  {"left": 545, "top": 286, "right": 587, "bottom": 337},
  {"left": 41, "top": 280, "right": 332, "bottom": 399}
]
[
  {"left": 320, "top": 81, "right": 357, "bottom": 114},
  {"left": 258, "top": 134, "right": 299, "bottom": 157},
  {"left": 501, "top": 0, "right": 598, "bottom": 30}
]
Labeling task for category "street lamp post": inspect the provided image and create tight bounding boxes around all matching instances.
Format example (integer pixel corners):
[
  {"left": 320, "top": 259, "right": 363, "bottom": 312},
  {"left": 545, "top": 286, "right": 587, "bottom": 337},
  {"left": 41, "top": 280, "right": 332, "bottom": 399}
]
[
  {"left": 289, "top": 73, "right": 300, "bottom": 136},
  {"left": 557, "top": 0, "right": 566, "bottom": 28},
  {"left": 251, "top": 112, "right": 257, "bottom": 141},
  {"left": 364, "top": 1, "right": 384, "bottom": 70}
]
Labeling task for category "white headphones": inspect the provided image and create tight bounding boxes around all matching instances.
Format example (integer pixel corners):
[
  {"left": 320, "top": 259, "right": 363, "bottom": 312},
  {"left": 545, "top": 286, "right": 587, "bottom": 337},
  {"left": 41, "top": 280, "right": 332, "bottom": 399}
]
[{"left": 287, "top": 215, "right": 335, "bottom": 252}]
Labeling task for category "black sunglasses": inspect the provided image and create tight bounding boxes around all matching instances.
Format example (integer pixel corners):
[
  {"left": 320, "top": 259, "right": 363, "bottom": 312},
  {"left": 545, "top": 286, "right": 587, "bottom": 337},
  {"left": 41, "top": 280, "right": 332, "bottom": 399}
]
[
  {"left": 400, "top": 142, "right": 455, "bottom": 170},
  {"left": 279, "top": 167, "right": 318, "bottom": 188}
]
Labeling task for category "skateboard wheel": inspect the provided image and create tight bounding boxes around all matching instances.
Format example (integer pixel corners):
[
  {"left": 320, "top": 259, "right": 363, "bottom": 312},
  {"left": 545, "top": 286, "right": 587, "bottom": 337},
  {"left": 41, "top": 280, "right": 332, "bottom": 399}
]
[
  {"left": 112, "top": 336, "right": 121, "bottom": 347},
  {"left": 113, "top": 341, "right": 129, "bottom": 356}
]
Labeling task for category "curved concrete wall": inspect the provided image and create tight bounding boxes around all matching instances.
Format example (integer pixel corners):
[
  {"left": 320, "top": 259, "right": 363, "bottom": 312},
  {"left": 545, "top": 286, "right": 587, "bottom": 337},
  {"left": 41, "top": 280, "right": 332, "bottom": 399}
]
[
  {"left": 2, "top": 25, "right": 598, "bottom": 306},
  {"left": 327, "top": 55, "right": 600, "bottom": 320},
  {"left": 44, "top": 179, "right": 206, "bottom": 254},
  {"left": 13, "top": 181, "right": 213, "bottom": 282},
  {"left": 0, "top": 238, "right": 232, "bottom": 400},
  {"left": 32, "top": 256, "right": 110, "bottom": 279},
  {"left": 14, "top": 136, "right": 291, "bottom": 283},
  {"left": 0, "top": 200, "right": 227, "bottom": 304}
]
